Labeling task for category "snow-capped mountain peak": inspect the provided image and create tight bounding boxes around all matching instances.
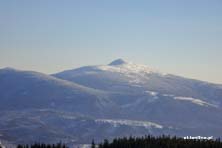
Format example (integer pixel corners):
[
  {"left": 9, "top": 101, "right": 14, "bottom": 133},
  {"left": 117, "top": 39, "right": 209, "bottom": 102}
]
[
  {"left": 109, "top": 58, "right": 128, "bottom": 66},
  {"left": 1, "top": 60, "right": 222, "bottom": 145},
  {"left": 98, "top": 59, "right": 159, "bottom": 75}
]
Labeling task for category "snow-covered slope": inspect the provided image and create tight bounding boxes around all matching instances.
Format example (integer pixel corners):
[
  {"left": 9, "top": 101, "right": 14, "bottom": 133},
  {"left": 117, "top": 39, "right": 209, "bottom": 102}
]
[
  {"left": 54, "top": 59, "right": 222, "bottom": 106},
  {"left": 53, "top": 59, "right": 222, "bottom": 137},
  {"left": 1, "top": 59, "right": 222, "bottom": 145},
  {"left": 100, "top": 59, "right": 159, "bottom": 75},
  {"left": 53, "top": 59, "right": 163, "bottom": 93}
]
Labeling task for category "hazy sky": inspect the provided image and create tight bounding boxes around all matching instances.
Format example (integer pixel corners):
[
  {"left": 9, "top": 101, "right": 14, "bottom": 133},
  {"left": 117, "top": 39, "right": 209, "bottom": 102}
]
[{"left": 0, "top": 0, "right": 222, "bottom": 84}]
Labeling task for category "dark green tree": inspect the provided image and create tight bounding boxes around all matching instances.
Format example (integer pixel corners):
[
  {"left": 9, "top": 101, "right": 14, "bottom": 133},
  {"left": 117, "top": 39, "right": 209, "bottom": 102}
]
[
  {"left": 95, "top": 135, "right": 222, "bottom": 148},
  {"left": 91, "top": 139, "right": 96, "bottom": 148}
]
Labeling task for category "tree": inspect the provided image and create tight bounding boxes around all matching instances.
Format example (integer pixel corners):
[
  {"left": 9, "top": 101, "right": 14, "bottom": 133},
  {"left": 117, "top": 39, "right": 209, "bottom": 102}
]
[
  {"left": 95, "top": 135, "right": 222, "bottom": 148},
  {"left": 91, "top": 139, "right": 96, "bottom": 148}
]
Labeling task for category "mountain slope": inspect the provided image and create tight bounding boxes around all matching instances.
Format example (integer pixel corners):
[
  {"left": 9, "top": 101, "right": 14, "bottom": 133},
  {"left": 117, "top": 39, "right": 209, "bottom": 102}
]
[
  {"left": 53, "top": 59, "right": 222, "bottom": 137},
  {"left": 1, "top": 59, "right": 222, "bottom": 145},
  {"left": 54, "top": 59, "right": 222, "bottom": 107},
  {"left": 0, "top": 68, "right": 118, "bottom": 117}
]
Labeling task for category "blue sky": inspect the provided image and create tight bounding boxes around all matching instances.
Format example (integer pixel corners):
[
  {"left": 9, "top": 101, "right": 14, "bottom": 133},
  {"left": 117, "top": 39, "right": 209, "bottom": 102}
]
[{"left": 0, "top": 0, "right": 222, "bottom": 83}]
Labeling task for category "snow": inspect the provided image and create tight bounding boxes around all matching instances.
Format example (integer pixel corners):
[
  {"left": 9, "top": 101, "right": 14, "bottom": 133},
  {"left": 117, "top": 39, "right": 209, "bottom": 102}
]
[
  {"left": 98, "top": 62, "right": 157, "bottom": 74},
  {"left": 0, "top": 141, "right": 6, "bottom": 148},
  {"left": 174, "top": 96, "right": 217, "bottom": 107},
  {"left": 60, "top": 115, "right": 77, "bottom": 120},
  {"left": 163, "top": 94, "right": 175, "bottom": 97},
  {"left": 75, "top": 144, "right": 91, "bottom": 148},
  {"left": 145, "top": 91, "right": 158, "bottom": 96},
  {"left": 96, "top": 60, "right": 165, "bottom": 85},
  {"left": 95, "top": 119, "right": 163, "bottom": 129}
]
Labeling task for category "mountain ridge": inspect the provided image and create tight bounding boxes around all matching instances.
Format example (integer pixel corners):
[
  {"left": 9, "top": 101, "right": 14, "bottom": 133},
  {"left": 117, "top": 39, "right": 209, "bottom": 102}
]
[{"left": 0, "top": 59, "right": 222, "bottom": 145}]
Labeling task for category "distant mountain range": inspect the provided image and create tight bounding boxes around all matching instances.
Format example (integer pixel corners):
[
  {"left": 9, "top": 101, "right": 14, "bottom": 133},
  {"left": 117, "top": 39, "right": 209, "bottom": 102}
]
[{"left": 0, "top": 59, "right": 222, "bottom": 146}]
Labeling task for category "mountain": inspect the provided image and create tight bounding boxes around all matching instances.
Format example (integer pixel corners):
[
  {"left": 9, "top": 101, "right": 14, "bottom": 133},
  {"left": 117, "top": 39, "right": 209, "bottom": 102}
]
[
  {"left": 54, "top": 59, "right": 222, "bottom": 135},
  {"left": 54, "top": 59, "right": 222, "bottom": 108},
  {"left": 0, "top": 59, "right": 222, "bottom": 145},
  {"left": 0, "top": 67, "right": 119, "bottom": 117}
]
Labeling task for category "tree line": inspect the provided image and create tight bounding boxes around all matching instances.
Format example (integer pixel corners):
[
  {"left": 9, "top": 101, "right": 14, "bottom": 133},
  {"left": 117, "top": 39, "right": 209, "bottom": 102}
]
[
  {"left": 93, "top": 135, "right": 222, "bottom": 148},
  {"left": 11, "top": 135, "right": 222, "bottom": 148},
  {"left": 17, "top": 142, "right": 67, "bottom": 148}
]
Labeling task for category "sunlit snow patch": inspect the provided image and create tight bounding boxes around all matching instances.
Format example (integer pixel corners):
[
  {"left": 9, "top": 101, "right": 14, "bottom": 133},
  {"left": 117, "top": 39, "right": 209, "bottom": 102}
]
[
  {"left": 98, "top": 63, "right": 157, "bottom": 75},
  {"left": 174, "top": 96, "right": 217, "bottom": 107},
  {"left": 96, "top": 119, "right": 163, "bottom": 129},
  {"left": 145, "top": 91, "right": 158, "bottom": 96}
]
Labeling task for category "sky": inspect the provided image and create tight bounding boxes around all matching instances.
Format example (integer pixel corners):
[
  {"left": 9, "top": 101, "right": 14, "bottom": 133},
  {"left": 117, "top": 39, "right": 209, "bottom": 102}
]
[{"left": 0, "top": 0, "right": 222, "bottom": 84}]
